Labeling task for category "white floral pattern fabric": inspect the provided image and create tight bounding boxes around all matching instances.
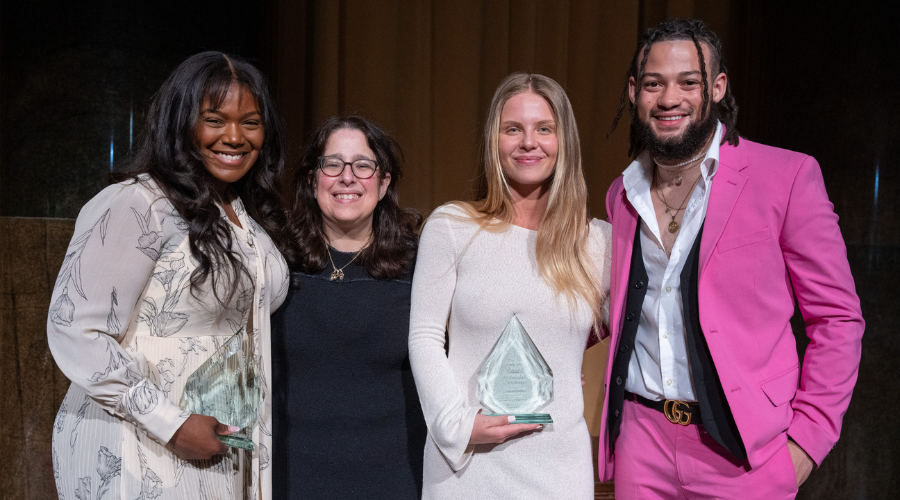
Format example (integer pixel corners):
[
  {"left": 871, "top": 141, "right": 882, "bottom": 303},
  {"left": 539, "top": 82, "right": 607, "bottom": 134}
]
[{"left": 48, "top": 176, "right": 289, "bottom": 500}]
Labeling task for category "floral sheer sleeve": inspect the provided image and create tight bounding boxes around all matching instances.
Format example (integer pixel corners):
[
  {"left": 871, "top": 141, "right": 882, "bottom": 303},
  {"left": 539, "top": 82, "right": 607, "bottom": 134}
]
[{"left": 47, "top": 181, "right": 189, "bottom": 445}]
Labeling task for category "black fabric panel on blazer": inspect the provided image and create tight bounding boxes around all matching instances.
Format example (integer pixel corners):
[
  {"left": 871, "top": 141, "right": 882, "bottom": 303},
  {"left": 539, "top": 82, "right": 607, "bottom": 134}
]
[
  {"left": 681, "top": 224, "right": 747, "bottom": 461},
  {"left": 607, "top": 219, "right": 649, "bottom": 451}
]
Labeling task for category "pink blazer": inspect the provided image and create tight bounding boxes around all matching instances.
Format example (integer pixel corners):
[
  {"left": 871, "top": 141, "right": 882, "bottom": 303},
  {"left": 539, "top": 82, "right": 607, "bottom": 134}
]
[{"left": 598, "top": 137, "right": 864, "bottom": 482}]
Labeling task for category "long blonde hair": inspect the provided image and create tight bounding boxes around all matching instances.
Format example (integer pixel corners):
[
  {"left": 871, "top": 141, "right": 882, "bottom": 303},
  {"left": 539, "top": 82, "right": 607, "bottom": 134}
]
[{"left": 452, "top": 72, "right": 603, "bottom": 331}]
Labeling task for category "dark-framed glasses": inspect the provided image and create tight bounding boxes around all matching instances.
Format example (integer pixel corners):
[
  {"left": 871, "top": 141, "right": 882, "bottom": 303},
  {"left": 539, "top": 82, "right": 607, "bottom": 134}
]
[{"left": 317, "top": 156, "right": 379, "bottom": 179}]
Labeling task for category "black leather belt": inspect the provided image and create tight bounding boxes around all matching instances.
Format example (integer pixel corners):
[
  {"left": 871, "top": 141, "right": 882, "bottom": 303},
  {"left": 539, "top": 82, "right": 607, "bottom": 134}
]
[{"left": 625, "top": 391, "right": 702, "bottom": 426}]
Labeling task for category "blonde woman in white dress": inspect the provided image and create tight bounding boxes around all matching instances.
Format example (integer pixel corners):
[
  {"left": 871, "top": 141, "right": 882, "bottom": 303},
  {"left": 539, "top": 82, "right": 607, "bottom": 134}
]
[
  {"left": 409, "top": 72, "right": 612, "bottom": 499},
  {"left": 48, "top": 52, "right": 290, "bottom": 500}
]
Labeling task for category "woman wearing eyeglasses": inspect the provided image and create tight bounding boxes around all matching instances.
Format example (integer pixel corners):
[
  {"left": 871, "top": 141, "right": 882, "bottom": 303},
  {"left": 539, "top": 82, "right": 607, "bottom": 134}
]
[{"left": 271, "top": 115, "right": 426, "bottom": 499}]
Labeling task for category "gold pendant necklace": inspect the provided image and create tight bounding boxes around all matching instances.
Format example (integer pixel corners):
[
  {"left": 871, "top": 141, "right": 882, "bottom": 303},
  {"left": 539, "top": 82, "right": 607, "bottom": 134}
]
[
  {"left": 655, "top": 168, "right": 703, "bottom": 233},
  {"left": 666, "top": 210, "right": 680, "bottom": 233},
  {"left": 327, "top": 246, "right": 363, "bottom": 281}
]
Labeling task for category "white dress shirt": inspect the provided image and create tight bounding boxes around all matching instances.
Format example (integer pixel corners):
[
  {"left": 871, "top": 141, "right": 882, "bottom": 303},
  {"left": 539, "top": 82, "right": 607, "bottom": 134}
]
[{"left": 622, "top": 122, "right": 723, "bottom": 402}]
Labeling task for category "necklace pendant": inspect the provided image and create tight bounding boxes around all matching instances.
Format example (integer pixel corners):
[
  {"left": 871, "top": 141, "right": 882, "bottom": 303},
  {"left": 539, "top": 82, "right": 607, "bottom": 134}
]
[
  {"left": 330, "top": 269, "right": 344, "bottom": 281},
  {"left": 674, "top": 174, "right": 683, "bottom": 186},
  {"left": 668, "top": 220, "right": 679, "bottom": 233}
]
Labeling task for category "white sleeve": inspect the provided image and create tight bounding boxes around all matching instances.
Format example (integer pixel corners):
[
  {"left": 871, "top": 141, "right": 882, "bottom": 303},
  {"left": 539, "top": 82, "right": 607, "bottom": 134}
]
[
  {"left": 597, "top": 220, "right": 613, "bottom": 333},
  {"left": 408, "top": 209, "right": 480, "bottom": 470},
  {"left": 47, "top": 182, "right": 189, "bottom": 445}
]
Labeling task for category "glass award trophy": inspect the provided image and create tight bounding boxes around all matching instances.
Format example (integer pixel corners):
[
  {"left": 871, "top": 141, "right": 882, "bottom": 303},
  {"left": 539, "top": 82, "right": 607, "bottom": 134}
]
[
  {"left": 476, "top": 315, "right": 553, "bottom": 424},
  {"left": 179, "top": 330, "right": 260, "bottom": 450}
]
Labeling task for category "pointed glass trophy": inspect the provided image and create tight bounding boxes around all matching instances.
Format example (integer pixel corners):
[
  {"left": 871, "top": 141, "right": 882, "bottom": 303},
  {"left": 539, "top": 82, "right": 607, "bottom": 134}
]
[
  {"left": 477, "top": 315, "right": 553, "bottom": 424},
  {"left": 179, "top": 331, "right": 260, "bottom": 450}
]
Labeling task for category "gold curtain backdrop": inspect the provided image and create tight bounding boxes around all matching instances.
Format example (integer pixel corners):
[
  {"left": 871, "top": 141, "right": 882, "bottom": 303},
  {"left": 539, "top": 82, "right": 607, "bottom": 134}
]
[
  {"left": 266, "top": 0, "right": 643, "bottom": 216},
  {"left": 263, "top": 0, "right": 733, "bottom": 436}
]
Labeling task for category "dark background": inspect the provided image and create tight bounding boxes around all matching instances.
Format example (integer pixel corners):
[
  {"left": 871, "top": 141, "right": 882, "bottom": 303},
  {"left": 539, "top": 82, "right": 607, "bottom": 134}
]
[
  {"left": 0, "top": 0, "right": 267, "bottom": 217},
  {"left": 1, "top": 1, "right": 896, "bottom": 498}
]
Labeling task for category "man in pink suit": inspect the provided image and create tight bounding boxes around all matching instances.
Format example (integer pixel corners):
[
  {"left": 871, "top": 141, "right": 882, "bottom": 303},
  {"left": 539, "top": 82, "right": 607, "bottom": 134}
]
[{"left": 599, "top": 18, "right": 864, "bottom": 499}]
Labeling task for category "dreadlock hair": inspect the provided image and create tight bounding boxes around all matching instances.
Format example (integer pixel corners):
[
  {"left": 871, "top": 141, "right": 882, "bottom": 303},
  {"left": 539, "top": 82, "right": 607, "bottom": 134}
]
[{"left": 608, "top": 18, "right": 740, "bottom": 156}]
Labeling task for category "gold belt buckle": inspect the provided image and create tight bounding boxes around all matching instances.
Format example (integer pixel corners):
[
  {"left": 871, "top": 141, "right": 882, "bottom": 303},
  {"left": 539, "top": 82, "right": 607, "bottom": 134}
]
[{"left": 663, "top": 399, "right": 692, "bottom": 425}]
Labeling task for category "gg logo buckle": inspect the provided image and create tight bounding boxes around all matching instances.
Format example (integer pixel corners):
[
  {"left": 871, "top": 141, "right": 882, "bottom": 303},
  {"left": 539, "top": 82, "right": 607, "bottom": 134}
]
[{"left": 663, "top": 399, "right": 692, "bottom": 426}]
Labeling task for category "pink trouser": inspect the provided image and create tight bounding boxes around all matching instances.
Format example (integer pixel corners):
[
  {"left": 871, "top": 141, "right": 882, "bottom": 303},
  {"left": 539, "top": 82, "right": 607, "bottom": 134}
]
[{"left": 613, "top": 399, "right": 798, "bottom": 499}]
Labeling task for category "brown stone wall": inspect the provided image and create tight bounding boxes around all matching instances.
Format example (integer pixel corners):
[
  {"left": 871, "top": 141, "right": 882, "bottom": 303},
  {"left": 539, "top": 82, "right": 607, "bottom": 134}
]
[{"left": 0, "top": 217, "right": 74, "bottom": 499}]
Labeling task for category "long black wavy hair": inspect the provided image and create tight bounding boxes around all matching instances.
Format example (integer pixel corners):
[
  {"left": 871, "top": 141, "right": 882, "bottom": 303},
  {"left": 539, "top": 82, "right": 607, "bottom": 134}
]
[
  {"left": 114, "top": 51, "right": 289, "bottom": 304},
  {"left": 609, "top": 18, "right": 740, "bottom": 156},
  {"left": 284, "top": 115, "right": 421, "bottom": 280}
]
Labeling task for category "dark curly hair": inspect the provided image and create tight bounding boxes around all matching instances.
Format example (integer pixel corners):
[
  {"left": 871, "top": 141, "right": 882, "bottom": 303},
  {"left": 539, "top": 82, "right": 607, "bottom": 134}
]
[
  {"left": 609, "top": 18, "right": 740, "bottom": 156},
  {"left": 284, "top": 115, "right": 421, "bottom": 280},
  {"left": 113, "top": 51, "right": 289, "bottom": 304}
]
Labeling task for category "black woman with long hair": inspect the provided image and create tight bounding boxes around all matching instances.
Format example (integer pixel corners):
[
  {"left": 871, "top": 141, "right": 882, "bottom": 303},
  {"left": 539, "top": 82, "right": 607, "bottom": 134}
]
[
  {"left": 48, "top": 51, "right": 291, "bottom": 499},
  {"left": 271, "top": 115, "right": 426, "bottom": 499}
]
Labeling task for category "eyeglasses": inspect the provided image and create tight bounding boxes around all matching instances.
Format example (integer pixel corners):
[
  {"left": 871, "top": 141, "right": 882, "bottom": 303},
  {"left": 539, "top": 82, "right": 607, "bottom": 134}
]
[{"left": 317, "top": 156, "right": 379, "bottom": 179}]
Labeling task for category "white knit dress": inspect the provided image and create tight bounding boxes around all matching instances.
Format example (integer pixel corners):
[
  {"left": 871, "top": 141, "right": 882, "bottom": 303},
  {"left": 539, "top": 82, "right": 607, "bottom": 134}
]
[
  {"left": 48, "top": 177, "right": 289, "bottom": 500},
  {"left": 409, "top": 205, "right": 611, "bottom": 500}
]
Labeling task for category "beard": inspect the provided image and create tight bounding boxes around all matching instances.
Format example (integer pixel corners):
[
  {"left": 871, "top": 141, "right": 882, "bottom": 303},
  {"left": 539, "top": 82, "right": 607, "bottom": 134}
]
[{"left": 634, "top": 105, "right": 718, "bottom": 163}]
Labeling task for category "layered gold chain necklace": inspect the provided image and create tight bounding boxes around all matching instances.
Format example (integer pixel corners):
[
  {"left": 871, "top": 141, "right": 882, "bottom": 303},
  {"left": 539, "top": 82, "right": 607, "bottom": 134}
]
[{"left": 655, "top": 166, "right": 702, "bottom": 233}]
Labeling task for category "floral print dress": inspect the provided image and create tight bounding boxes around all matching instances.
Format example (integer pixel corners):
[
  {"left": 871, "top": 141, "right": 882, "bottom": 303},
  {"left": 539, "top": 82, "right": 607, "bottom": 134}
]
[{"left": 48, "top": 176, "right": 289, "bottom": 500}]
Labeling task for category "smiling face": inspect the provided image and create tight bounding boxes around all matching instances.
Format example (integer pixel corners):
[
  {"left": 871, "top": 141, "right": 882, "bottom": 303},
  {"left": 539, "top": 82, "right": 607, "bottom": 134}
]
[
  {"left": 195, "top": 83, "right": 264, "bottom": 193},
  {"left": 497, "top": 91, "right": 559, "bottom": 199},
  {"left": 628, "top": 40, "right": 727, "bottom": 162},
  {"left": 315, "top": 127, "right": 391, "bottom": 242}
]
